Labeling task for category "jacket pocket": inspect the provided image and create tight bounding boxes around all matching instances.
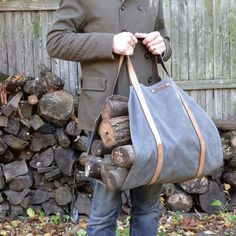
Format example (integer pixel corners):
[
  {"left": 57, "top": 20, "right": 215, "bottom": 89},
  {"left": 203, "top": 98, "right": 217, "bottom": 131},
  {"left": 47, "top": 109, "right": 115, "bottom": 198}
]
[{"left": 81, "top": 75, "right": 107, "bottom": 91}]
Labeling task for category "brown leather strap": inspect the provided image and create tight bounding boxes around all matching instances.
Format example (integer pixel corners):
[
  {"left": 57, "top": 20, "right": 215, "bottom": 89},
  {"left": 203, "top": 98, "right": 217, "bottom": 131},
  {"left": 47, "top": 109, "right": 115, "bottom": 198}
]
[
  {"left": 126, "top": 56, "right": 164, "bottom": 184},
  {"left": 176, "top": 87, "right": 206, "bottom": 177}
]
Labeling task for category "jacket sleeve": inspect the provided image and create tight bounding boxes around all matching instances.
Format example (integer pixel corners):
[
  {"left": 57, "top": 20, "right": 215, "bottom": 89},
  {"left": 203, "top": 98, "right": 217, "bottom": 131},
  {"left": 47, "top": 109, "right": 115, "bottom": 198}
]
[
  {"left": 46, "top": 0, "right": 115, "bottom": 62},
  {"left": 155, "top": 0, "right": 172, "bottom": 62}
]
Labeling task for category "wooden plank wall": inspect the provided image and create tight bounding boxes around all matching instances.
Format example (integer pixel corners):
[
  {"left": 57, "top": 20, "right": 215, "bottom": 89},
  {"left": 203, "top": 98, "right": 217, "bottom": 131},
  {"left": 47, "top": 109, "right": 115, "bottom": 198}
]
[{"left": 0, "top": 0, "right": 236, "bottom": 119}]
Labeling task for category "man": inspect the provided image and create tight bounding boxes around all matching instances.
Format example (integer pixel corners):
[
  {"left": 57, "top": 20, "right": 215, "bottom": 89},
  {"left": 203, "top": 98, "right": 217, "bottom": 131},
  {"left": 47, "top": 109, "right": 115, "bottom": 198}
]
[{"left": 47, "top": 0, "right": 171, "bottom": 235}]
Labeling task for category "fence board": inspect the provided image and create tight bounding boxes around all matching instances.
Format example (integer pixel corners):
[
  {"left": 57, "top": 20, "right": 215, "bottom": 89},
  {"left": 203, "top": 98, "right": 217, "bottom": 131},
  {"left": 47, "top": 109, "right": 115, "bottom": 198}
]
[{"left": 0, "top": 0, "right": 235, "bottom": 119}]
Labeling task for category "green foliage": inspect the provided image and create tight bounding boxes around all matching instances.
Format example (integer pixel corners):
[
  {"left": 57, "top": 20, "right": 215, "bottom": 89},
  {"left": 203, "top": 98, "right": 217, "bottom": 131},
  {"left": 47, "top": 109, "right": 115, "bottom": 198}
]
[{"left": 76, "top": 229, "right": 87, "bottom": 236}]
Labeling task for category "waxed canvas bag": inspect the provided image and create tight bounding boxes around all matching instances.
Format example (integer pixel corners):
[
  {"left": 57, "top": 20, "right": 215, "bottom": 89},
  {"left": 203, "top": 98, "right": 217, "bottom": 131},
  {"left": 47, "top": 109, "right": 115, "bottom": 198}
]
[{"left": 119, "top": 55, "right": 223, "bottom": 190}]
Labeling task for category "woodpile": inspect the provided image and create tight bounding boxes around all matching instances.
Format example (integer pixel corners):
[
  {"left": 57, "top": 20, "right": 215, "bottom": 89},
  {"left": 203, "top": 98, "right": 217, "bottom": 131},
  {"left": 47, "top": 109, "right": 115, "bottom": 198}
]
[
  {"left": 0, "top": 67, "right": 236, "bottom": 219},
  {"left": 0, "top": 67, "right": 93, "bottom": 220}
]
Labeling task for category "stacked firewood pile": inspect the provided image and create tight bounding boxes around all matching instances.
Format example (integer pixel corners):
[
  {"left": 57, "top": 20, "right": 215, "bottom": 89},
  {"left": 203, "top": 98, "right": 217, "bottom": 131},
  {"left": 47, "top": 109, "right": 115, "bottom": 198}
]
[
  {"left": 84, "top": 95, "right": 236, "bottom": 214},
  {"left": 0, "top": 67, "right": 236, "bottom": 218},
  {"left": 0, "top": 66, "right": 93, "bottom": 219}
]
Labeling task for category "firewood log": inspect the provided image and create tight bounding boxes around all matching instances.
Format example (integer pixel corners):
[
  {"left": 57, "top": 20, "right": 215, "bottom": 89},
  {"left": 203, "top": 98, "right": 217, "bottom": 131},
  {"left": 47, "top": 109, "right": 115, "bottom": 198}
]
[
  {"left": 166, "top": 191, "right": 193, "bottom": 212},
  {"left": 55, "top": 128, "right": 71, "bottom": 148},
  {"left": 111, "top": 145, "right": 135, "bottom": 168},
  {"left": 98, "top": 116, "right": 131, "bottom": 149},
  {"left": 91, "top": 139, "right": 111, "bottom": 156},
  {"left": 227, "top": 155, "right": 236, "bottom": 168},
  {"left": 55, "top": 187, "right": 72, "bottom": 206},
  {"left": 0, "top": 138, "right": 7, "bottom": 155},
  {"left": 213, "top": 119, "right": 236, "bottom": 131},
  {"left": 223, "top": 171, "right": 236, "bottom": 188},
  {"left": 101, "top": 166, "right": 129, "bottom": 191},
  {"left": 163, "top": 183, "right": 176, "bottom": 197},
  {"left": 85, "top": 156, "right": 102, "bottom": 179},
  {"left": 198, "top": 181, "right": 227, "bottom": 214},
  {"left": 2, "top": 91, "right": 23, "bottom": 116},
  {"left": 180, "top": 177, "right": 209, "bottom": 194},
  {"left": 28, "top": 94, "right": 38, "bottom": 105},
  {"left": 101, "top": 95, "right": 128, "bottom": 120},
  {"left": 72, "top": 135, "right": 88, "bottom": 152}
]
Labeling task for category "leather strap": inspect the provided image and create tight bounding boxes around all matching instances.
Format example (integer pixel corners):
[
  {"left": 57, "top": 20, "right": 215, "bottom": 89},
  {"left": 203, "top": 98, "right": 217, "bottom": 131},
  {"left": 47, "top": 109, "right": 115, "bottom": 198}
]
[
  {"left": 126, "top": 56, "right": 164, "bottom": 184},
  {"left": 176, "top": 88, "right": 206, "bottom": 178}
]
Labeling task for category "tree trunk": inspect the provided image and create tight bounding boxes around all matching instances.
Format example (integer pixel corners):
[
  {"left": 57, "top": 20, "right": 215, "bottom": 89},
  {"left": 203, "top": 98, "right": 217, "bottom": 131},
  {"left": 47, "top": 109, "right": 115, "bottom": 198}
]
[
  {"left": 98, "top": 116, "right": 131, "bottom": 149},
  {"left": 112, "top": 145, "right": 135, "bottom": 168}
]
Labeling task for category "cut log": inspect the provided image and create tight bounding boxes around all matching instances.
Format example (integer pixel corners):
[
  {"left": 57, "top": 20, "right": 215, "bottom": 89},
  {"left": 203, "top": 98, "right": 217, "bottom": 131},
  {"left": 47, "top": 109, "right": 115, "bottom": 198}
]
[
  {"left": 55, "top": 128, "right": 71, "bottom": 148},
  {"left": 0, "top": 150, "right": 14, "bottom": 164},
  {"left": 42, "top": 199, "right": 64, "bottom": 216},
  {"left": 23, "top": 77, "right": 47, "bottom": 97},
  {"left": 0, "top": 115, "right": 8, "bottom": 127},
  {"left": 44, "top": 168, "right": 61, "bottom": 181},
  {"left": 3, "top": 73, "right": 27, "bottom": 92},
  {"left": 198, "top": 181, "right": 227, "bottom": 214},
  {"left": 38, "top": 90, "right": 74, "bottom": 127},
  {"left": 72, "top": 135, "right": 88, "bottom": 152},
  {"left": 55, "top": 187, "right": 72, "bottom": 206},
  {"left": 4, "top": 116, "right": 20, "bottom": 135},
  {"left": 98, "top": 116, "right": 131, "bottom": 148},
  {"left": 101, "top": 167, "right": 129, "bottom": 191},
  {"left": 17, "top": 149, "right": 34, "bottom": 161},
  {"left": 0, "top": 138, "right": 7, "bottom": 155},
  {"left": 2, "top": 159, "right": 28, "bottom": 182},
  {"left": 78, "top": 152, "right": 98, "bottom": 166},
  {"left": 222, "top": 143, "right": 234, "bottom": 160},
  {"left": 28, "top": 94, "right": 38, "bottom": 105},
  {"left": 227, "top": 155, "right": 236, "bottom": 168},
  {"left": 18, "top": 127, "right": 32, "bottom": 141},
  {"left": 180, "top": 177, "right": 209, "bottom": 194},
  {"left": 76, "top": 192, "right": 92, "bottom": 215},
  {"left": 18, "top": 101, "right": 32, "bottom": 119},
  {"left": 230, "top": 136, "right": 236, "bottom": 149},
  {"left": 112, "top": 145, "right": 135, "bottom": 168},
  {"left": 223, "top": 171, "right": 236, "bottom": 188},
  {"left": 30, "top": 133, "right": 56, "bottom": 152},
  {"left": 65, "top": 120, "right": 82, "bottom": 137},
  {"left": 4, "top": 189, "right": 30, "bottom": 205},
  {"left": 166, "top": 191, "right": 193, "bottom": 212},
  {"left": 85, "top": 156, "right": 102, "bottom": 179},
  {"left": 30, "top": 114, "right": 44, "bottom": 131},
  {"left": 9, "top": 205, "right": 24, "bottom": 219},
  {"left": 91, "top": 139, "right": 111, "bottom": 156},
  {"left": 31, "top": 189, "right": 52, "bottom": 205},
  {"left": 101, "top": 155, "right": 117, "bottom": 185},
  {"left": 38, "top": 123, "right": 56, "bottom": 134},
  {"left": 29, "top": 148, "right": 54, "bottom": 170},
  {"left": 3, "top": 134, "right": 28, "bottom": 151},
  {"left": 54, "top": 147, "right": 75, "bottom": 176},
  {"left": 163, "top": 183, "right": 176, "bottom": 197},
  {"left": 0, "top": 165, "right": 5, "bottom": 190},
  {"left": 213, "top": 119, "right": 236, "bottom": 131},
  {"left": 101, "top": 95, "right": 128, "bottom": 120},
  {"left": 2, "top": 91, "right": 24, "bottom": 116},
  {"left": 9, "top": 173, "right": 33, "bottom": 191}
]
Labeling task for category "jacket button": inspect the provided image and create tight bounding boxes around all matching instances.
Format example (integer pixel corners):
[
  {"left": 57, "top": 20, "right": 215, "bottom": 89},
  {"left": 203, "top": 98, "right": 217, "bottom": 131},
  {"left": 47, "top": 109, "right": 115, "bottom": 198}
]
[
  {"left": 148, "top": 77, "right": 153, "bottom": 83},
  {"left": 121, "top": 5, "right": 126, "bottom": 10},
  {"left": 137, "top": 5, "right": 143, "bottom": 11},
  {"left": 145, "top": 53, "right": 150, "bottom": 59}
]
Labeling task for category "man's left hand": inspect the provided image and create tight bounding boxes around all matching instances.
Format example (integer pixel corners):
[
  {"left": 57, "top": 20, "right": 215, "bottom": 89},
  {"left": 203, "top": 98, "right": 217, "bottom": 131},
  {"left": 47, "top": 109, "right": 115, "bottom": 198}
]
[{"left": 135, "top": 31, "right": 166, "bottom": 55}]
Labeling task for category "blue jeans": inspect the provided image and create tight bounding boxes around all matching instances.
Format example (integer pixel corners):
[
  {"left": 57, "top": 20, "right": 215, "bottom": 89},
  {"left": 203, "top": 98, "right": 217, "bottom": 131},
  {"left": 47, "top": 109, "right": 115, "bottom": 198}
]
[{"left": 87, "top": 181, "right": 163, "bottom": 236}]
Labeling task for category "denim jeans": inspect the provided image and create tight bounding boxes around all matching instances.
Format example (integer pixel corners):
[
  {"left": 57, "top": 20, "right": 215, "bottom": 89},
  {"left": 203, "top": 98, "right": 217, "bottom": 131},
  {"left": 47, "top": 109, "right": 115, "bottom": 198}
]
[
  {"left": 87, "top": 181, "right": 163, "bottom": 236},
  {"left": 86, "top": 132, "right": 163, "bottom": 236}
]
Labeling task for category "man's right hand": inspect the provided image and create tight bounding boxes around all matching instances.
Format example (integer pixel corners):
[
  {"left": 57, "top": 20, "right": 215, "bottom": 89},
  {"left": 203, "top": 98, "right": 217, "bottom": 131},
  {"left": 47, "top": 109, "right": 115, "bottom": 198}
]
[{"left": 112, "top": 32, "right": 138, "bottom": 55}]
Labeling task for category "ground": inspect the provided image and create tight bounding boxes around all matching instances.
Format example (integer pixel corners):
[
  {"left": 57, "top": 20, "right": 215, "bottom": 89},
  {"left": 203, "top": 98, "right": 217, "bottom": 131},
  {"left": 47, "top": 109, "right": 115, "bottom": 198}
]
[{"left": 0, "top": 210, "right": 235, "bottom": 236}]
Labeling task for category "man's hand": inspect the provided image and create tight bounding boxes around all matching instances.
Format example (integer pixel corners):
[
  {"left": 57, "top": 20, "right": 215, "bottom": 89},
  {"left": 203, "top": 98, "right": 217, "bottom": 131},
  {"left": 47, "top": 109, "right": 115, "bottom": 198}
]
[
  {"left": 112, "top": 32, "right": 138, "bottom": 55},
  {"left": 135, "top": 31, "right": 166, "bottom": 55}
]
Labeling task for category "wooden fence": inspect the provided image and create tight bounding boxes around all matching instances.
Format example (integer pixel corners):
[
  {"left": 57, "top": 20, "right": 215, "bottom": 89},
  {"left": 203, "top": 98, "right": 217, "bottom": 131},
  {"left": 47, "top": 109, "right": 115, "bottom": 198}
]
[{"left": 0, "top": 0, "right": 236, "bottom": 119}]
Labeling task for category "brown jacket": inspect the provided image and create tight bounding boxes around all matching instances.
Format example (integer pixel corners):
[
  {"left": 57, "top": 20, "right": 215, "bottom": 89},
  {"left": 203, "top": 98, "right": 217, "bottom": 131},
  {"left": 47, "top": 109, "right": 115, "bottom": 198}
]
[{"left": 47, "top": 0, "right": 172, "bottom": 131}]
